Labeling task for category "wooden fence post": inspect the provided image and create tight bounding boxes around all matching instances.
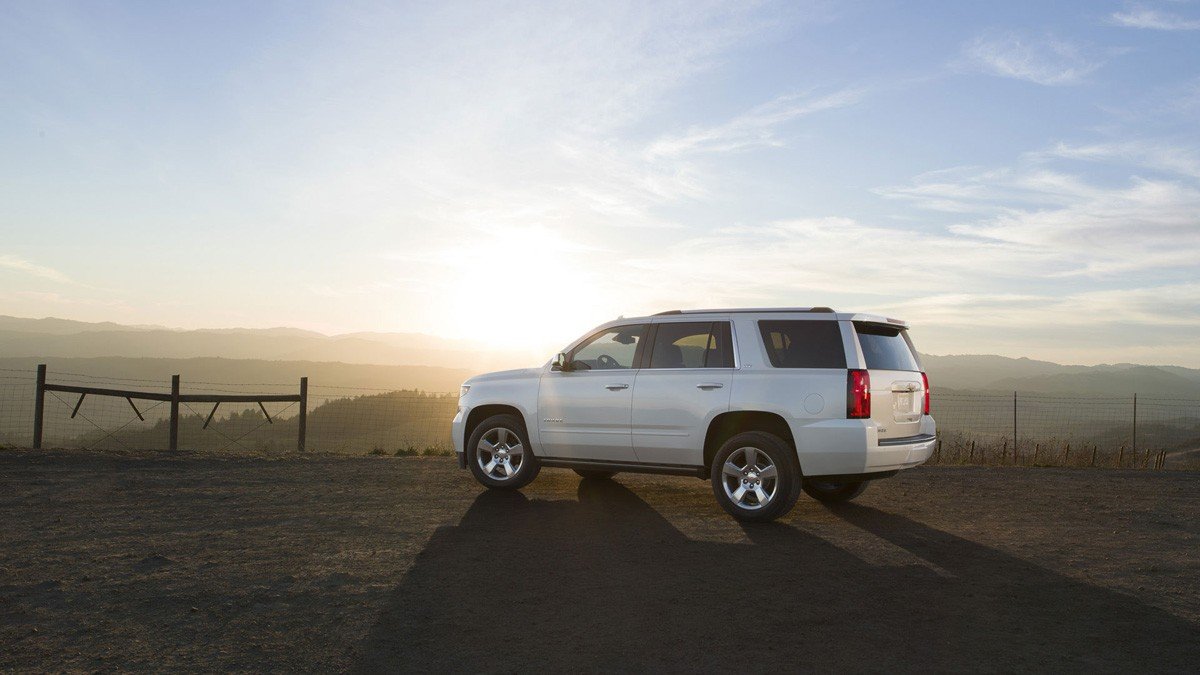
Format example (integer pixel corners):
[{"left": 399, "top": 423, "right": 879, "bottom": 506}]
[
  {"left": 169, "top": 375, "right": 180, "bottom": 451},
  {"left": 1117, "top": 444, "right": 1124, "bottom": 469},
  {"left": 1012, "top": 391, "right": 1018, "bottom": 462},
  {"left": 33, "top": 364, "right": 46, "bottom": 449},
  {"left": 1132, "top": 394, "right": 1137, "bottom": 457},
  {"left": 297, "top": 377, "right": 308, "bottom": 452}
]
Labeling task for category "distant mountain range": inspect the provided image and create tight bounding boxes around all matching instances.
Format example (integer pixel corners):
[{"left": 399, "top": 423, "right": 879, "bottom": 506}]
[
  {"left": 920, "top": 354, "right": 1200, "bottom": 398},
  {"left": 2, "top": 315, "right": 1199, "bottom": 400},
  {"left": 0, "top": 315, "right": 537, "bottom": 373}
]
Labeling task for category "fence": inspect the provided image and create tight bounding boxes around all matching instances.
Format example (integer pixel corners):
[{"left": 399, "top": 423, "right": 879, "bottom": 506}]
[
  {"left": 29, "top": 365, "right": 307, "bottom": 452},
  {"left": 926, "top": 391, "right": 1199, "bottom": 469},
  {"left": 0, "top": 366, "right": 455, "bottom": 455},
  {"left": 1, "top": 366, "right": 1198, "bottom": 467}
]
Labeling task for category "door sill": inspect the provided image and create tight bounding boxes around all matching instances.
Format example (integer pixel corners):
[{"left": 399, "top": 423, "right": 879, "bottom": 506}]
[{"left": 539, "top": 457, "right": 706, "bottom": 478}]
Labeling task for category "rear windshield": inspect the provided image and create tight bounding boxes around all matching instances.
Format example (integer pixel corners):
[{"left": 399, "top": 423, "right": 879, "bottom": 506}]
[
  {"left": 854, "top": 322, "right": 920, "bottom": 371},
  {"left": 758, "top": 320, "right": 846, "bottom": 368}
]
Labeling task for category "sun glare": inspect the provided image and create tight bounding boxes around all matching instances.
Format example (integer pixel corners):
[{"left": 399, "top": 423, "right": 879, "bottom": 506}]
[{"left": 438, "top": 227, "right": 615, "bottom": 354}]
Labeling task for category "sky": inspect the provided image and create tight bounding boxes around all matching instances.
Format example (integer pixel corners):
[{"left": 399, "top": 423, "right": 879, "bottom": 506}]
[{"left": 1, "top": 1, "right": 1199, "bottom": 365}]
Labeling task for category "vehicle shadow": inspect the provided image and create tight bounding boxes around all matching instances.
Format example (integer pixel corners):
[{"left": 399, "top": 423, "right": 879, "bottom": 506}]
[{"left": 353, "top": 481, "right": 1199, "bottom": 673}]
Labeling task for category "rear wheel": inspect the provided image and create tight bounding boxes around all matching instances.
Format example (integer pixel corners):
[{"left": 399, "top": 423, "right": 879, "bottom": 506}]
[
  {"left": 467, "top": 414, "right": 539, "bottom": 490},
  {"left": 710, "top": 431, "right": 801, "bottom": 522},
  {"left": 574, "top": 469, "right": 617, "bottom": 480},
  {"left": 803, "top": 480, "right": 868, "bottom": 503}
]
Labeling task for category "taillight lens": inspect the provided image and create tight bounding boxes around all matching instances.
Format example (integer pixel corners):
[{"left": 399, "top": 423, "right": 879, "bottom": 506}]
[
  {"left": 847, "top": 369, "right": 871, "bottom": 419},
  {"left": 921, "top": 372, "right": 930, "bottom": 415}
]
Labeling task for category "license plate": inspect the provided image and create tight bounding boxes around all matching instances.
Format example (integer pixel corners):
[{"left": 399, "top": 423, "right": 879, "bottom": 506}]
[{"left": 894, "top": 392, "right": 913, "bottom": 411}]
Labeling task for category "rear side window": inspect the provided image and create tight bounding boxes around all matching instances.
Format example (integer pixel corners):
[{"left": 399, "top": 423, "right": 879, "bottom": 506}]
[
  {"left": 758, "top": 321, "right": 846, "bottom": 368},
  {"left": 648, "top": 322, "right": 734, "bottom": 368},
  {"left": 855, "top": 322, "right": 920, "bottom": 371}
]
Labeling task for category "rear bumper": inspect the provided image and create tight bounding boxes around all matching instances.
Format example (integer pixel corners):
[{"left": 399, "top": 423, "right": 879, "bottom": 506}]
[{"left": 794, "top": 415, "right": 936, "bottom": 477}]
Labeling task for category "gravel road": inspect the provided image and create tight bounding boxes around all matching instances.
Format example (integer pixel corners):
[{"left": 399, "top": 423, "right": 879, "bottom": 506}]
[{"left": 1, "top": 449, "right": 1197, "bottom": 672}]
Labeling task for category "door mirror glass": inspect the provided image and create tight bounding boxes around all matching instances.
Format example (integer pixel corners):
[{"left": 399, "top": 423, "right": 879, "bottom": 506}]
[{"left": 552, "top": 352, "right": 571, "bottom": 372}]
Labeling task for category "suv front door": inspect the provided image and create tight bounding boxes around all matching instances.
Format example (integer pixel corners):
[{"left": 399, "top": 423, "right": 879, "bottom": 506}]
[
  {"left": 631, "top": 321, "right": 734, "bottom": 465},
  {"left": 538, "top": 324, "right": 646, "bottom": 462}
]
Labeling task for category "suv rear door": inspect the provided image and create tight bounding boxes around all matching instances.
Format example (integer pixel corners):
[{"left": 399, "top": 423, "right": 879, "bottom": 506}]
[
  {"left": 631, "top": 321, "right": 734, "bottom": 465},
  {"left": 853, "top": 321, "right": 925, "bottom": 440}
]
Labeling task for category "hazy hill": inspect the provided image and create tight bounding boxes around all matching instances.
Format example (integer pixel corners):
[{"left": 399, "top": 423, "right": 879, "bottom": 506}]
[
  {"left": 921, "top": 354, "right": 1200, "bottom": 398},
  {"left": 0, "top": 316, "right": 167, "bottom": 335},
  {"left": 0, "top": 315, "right": 536, "bottom": 371}
]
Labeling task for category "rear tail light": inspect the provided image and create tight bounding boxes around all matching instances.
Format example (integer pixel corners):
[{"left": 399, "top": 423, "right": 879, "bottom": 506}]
[
  {"left": 847, "top": 369, "right": 871, "bottom": 419},
  {"left": 921, "top": 372, "right": 931, "bottom": 415}
]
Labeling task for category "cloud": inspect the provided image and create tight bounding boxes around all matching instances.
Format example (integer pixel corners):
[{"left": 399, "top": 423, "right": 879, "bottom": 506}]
[
  {"left": 887, "top": 284, "right": 1200, "bottom": 329},
  {"left": 961, "top": 33, "right": 1103, "bottom": 85},
  {"left": 1109, "top": 7, "right": 1200, "bottom": 30},
  {"left": 1034, "top": 141, "right": 1200, "bottom": 179},
  {"left": 0, "top": 254, "right": 72, "bottom": 283},
  {"left": 646, "top": 87, "right": 866, "bottom": 157},
  {"left": 876, "top": 141, "right": 1200, "bottom": 277}
]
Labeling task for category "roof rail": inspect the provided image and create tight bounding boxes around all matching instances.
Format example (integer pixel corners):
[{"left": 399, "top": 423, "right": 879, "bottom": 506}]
[{"left": 653, "top": 307, "right": 836, "bottom": 315}]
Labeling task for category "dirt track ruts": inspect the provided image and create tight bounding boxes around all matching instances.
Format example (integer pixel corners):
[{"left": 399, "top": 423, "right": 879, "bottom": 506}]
[{"left": 1, "top": 449, "right": 1198, "bottom": 672}]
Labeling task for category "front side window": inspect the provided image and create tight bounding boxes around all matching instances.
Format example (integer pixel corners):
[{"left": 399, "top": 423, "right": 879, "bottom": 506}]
[
  {"left": 569, "top": 325, "right": 646, "bottom": 370},
  {"left": 758, "top": 320, "right": 846, "bottom": 369},
  {"left": 648, "top": 322, "right": 734, "bottom": 369}
]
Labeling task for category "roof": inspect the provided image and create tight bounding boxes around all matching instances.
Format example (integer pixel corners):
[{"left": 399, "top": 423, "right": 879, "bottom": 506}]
[{"left": 624, "top": 307, "right": 908, "bottom": 328}]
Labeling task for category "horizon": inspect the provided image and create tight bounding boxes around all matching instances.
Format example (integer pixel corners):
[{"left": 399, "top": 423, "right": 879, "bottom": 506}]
[
  {"left": 2, "top": 2, "right": 1199, "bottom": 365},
  {"left": 5, "top": 311, "right": 1200, "bottom": 371}
]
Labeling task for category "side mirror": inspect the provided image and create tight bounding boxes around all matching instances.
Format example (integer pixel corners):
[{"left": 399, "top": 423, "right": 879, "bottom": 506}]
[{"left": 552, "top": 352, "right": 573, "bottom": 372}]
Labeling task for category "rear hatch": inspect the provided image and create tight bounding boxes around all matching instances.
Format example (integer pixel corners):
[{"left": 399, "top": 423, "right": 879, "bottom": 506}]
[{"left": 854, "top": 321, "right": 925, "bottom": 440}]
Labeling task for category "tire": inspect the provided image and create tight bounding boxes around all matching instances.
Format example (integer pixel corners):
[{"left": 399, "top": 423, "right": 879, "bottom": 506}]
[
  {"left": 710, "top": 431, "right": 801, "bottom": 522},
  {"left": 573, "top": 469, "right": 617, "bottom": 480},
  {"left": 467, "top": 414, "right": 540, "bottom": 490},
  {"left": 803, "top": 480, "right": 868, "bottom": 503}
]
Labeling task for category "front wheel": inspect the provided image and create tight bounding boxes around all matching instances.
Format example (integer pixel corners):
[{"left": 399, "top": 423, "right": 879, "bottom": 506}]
[
  {"left": 467, "top": 414, "right": 540, "bottom": 490},
  {"left": 803, "top": 480, "right": 868, "bottom": 503},
  {"left": 710, "top": 431, "right": 801, "bottom": 522}
]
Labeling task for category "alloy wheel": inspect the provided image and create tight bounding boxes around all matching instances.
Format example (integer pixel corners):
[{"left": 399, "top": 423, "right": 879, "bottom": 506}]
[
  {"left": 476, "top": 427, "right": 525, "bottom": 480},
  {"left": 720, "top": 446, "right": 778, "bottom": 510}
]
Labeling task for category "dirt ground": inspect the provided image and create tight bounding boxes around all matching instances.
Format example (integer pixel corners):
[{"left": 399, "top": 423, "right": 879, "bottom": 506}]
[{"left": 1, "top": 450, "right": 1197, "bottom": 673}]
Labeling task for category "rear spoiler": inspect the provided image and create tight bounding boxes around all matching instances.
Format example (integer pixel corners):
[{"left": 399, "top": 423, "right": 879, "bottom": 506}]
[{"left": 850, "top": 313, "right": 909, "bottom": 328}]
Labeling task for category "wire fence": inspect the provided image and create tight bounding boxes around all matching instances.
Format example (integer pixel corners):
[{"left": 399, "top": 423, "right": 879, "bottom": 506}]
[
  {"left": 1, "top": 367, "right": 1198, "bottom": 468},
  {"left": 927, "top": 392, "right": 1200, "bottom": 469}
]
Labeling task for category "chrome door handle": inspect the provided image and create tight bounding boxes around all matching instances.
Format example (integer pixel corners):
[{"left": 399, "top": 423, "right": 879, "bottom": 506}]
[
  {"left": 696, "top": 383, "right": 724, "bottom": 390},
  {"left": 605, "top": 383, "right": 630, "bottom": 390}
]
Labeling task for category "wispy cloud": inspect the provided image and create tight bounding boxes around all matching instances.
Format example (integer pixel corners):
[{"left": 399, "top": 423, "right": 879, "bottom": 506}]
[
  {"left": 0, "top": 254, "right": 71, "bottom": 283},
  {"left": 1109, "top": 6, "right": 1200, "bottom": 31},
  {"left": 1034, "top": 140, "right": 1200, "bottom": 179},
  {"left": 646, "top": 87, "right": 866, "bottom": 158},
  {"left": 877, "top": 143, "right": 1200, "bottom": 277},
  {"left": 962, "top": 32, "right": 1103, "bottom": 85}
]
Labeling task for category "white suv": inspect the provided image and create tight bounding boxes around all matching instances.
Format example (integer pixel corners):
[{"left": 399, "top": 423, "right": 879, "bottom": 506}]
[{"left": 451, "top": 308, "right": 935, "bottom": 521}]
